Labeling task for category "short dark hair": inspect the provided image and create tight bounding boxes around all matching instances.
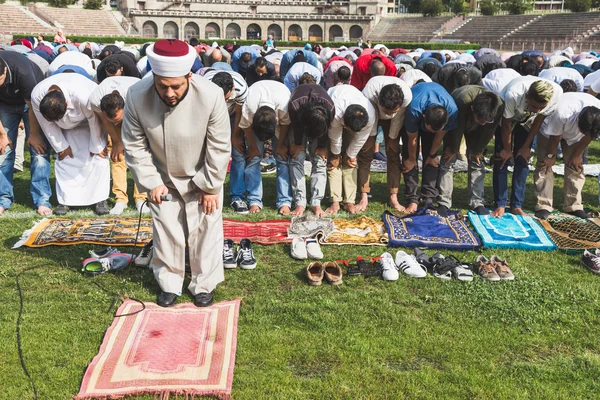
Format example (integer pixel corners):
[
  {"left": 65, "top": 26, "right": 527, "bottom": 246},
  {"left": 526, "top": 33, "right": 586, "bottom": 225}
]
[
  {"left": 211, "top": 71, "right": 234, "bottom": 95},
  {"left": 423, "top": 105, "right": 448, "bottom": 132},
  {"left": 378, "top": 84, "right": 404, "bottom": 110},
  {"left": 189, "top": 37, "right": 199, "bottom": 47},
  {"left": 99, "top": 49, "right": 112, "bottom": 60},
  {"left": 472, "top": 92, "right": 501, "bottom": 122},
  {"left": 343, "top": 104, "right": 369, "bottom": 132},
  {"left": 58, "top": 46, "right": 68, "bottom": 54},
  {"left": 520, "top": 61, "right": 538, "bottom": 76},
  {"left": 559, "top": 79, "right": 578, "bottom": 93},
  {"left": 298, "top": 72, "right": 316, "bottom": 85},
  {"left": 353, "top": 49, "right": 362, "bottom": 57},
  {"left": 252, "top": 106, "right": 277, "bottom": 141},
  {"left": 241, "top": 52, "right": 252, "bottom": 63},
  {"left": 431, "top": 53, "right": 443, "bottom": 63},
  {"left": 298, "top": 102, "right": 331, "bottom": 139},
  {"left": 578, "top": 106, "right": 600, "bottom": 139},
  {"left": 423, "top": 62, "right": 440, "bottom": 78},
  {"left": 337, "top": 66, "right": 351, "bottom": 82},
  {"left": 0, "top": 58, "right": 6, "bottom": 76},
  {"left": 82, "top": 48, "right": 93, "bottom": 59},
  {"left": 14, "top": 39, "right": 23, "bottom": 45},
  {"left": 453, "top": 68, "right": 470, "bottom": 88},
  {"left": 40, "top": 90, "right": 67, "bottom": 122},
  {"left": 100, "top": 93, "right": 125, "bottom": 119},
  {"left": 254, "top": 57, "right": 268, "bottom": 69},
  {"left": 104, "top": 58, "right": 122, "bottom": 75}
]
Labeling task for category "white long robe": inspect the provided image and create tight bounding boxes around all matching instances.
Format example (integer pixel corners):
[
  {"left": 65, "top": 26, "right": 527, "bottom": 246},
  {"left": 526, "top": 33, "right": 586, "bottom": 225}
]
[
  {"left": 122, "top": 75, "right": 231, "bottom": 295},
  {"left": 31, "top": 74, "right": 109, "bottom": 206}
]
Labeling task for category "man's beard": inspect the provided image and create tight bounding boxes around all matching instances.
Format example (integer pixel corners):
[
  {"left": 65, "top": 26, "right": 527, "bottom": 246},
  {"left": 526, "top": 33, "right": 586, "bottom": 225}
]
[{"left": 156, "top": 79, "right": 190, "bottom": 108}]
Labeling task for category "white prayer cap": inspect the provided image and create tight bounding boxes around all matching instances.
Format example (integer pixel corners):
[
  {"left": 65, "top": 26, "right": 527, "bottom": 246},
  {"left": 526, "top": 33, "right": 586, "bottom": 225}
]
[{"left": 146, "top": 39, "right": 197, "bottom": 78}]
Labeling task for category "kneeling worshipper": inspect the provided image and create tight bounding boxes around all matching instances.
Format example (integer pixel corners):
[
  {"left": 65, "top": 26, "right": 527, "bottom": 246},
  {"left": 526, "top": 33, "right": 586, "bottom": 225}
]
[
  {"left": 534, "top": 92, "right": 600, "bottom": 220},
  {"left": 122, "top": 39, "right": 231, "bottom": 307},
  {"left": 31, "top": 73, "right": 110, "bottom": 215}
]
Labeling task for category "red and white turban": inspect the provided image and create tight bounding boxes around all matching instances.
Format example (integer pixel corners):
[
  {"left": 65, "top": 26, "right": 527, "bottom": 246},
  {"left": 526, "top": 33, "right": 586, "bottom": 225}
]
[{"left": 146, "top": 39, "right": 197, "bottom": 78}]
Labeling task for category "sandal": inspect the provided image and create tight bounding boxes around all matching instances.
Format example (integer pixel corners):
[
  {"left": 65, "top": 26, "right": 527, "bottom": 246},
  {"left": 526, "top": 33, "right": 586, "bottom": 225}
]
[
  {"left": 431, "top": 253, "right": 454, "bottom": 281},
  {"left": 450, "top": 259, "right": 474, "bottom": 282}
]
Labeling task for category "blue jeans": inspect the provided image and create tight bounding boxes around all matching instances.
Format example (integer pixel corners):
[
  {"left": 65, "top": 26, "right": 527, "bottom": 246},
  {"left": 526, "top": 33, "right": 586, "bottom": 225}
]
[
  {"left": 493, "top": 124, "right": 529, "bottom": 209},
  {"left": 0, "top": 103, "right": 52, "bottom": 210},
  {"left": 231, "top": 134, "right": 292, "bottom": 209}
]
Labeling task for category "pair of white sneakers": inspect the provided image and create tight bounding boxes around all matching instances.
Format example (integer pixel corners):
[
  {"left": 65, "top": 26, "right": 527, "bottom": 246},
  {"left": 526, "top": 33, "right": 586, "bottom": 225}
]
[
  {"left": 291, "top": 237, "right": 324, "bottom": 260},
  {"left": 380, "top": 251, "right": 427, "bottom": 281}
]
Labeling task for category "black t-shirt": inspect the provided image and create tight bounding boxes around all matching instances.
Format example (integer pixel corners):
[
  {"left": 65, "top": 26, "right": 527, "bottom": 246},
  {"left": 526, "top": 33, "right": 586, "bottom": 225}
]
[
  {"left": 288, "top": 84, "right": 335, "bottom": 148},
  {"left": 96, "top": 53, "right": 140, "bottom": 83},
  {"left": 0, "top": 51, "right": 45, "bottom": 106}
]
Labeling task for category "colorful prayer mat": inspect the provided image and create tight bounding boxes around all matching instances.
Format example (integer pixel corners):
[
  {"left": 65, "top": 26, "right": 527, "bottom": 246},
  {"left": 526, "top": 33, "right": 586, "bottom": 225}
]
[
  {"left": 288, "top": 215, "right": 334, "bottom": 239},
  {"left": 469, "top": 212, "right": 556, "bottom": 251},
  {"left": 383, "top": 209, "right": 480, "bottom": 250},
  {"left": 538, "top": 214, "right": 600, "bottom": 252},
  {"left": 320, "top": 216, "right": 388, "bottom": 246},
  {"left": 76, "top": 299, "right": 240, "bottom": 400},
  {"left": 13, "top": 218, "right": 291, "bottom": 248}
]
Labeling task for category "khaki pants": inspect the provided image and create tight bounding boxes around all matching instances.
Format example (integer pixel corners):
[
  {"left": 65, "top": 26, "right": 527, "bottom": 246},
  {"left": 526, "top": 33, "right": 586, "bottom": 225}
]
[
  {"left": 534, "top": 134, "right": 585, "bottom": 212},
  {"left": 108, "top": 138, "right": 146, "bottom": 204},
  {"left": 327, "top": 131, "right": 357, "bottom": 204}
]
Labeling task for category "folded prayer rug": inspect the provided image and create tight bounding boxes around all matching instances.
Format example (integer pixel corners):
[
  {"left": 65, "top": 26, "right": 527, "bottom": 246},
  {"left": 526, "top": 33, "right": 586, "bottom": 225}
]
[
  {"left": 223, "top": 218, "right": 291, "bottom": 245},
  {"left": 383, "top": 209, "right": 480, "bottom": 250},
  {"left": 538, "top": 214, "right": 600, "bottom": 252},
  {"left": 469, "top": 212, "right": 556, "bottom": 251},
  {"left": 320, "top": 216, "right": 388, "bottom": 246},
  {"left": 76, "top": 299, "right": 240, "bottom": 400},
  {"left": 288, "top": 214, "right": 334, "bottom": 239}
]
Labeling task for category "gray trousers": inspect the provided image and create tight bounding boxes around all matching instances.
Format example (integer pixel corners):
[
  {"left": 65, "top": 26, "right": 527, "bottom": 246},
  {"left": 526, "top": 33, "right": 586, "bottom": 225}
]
[
  {"left": 289, "top": 134, "right": 327, "bottom": 208},
  {"left": 437, "top": 155, "right": 486, "bottom": 209}
]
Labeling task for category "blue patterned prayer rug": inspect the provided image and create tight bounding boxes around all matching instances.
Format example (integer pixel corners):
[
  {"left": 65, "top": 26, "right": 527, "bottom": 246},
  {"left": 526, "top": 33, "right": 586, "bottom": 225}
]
[
  {"left": 382, "top": 209, "right": 480, "bottom": 250},
  {"left": 468, "top": 212, "right": 556, "bottom": 251}
]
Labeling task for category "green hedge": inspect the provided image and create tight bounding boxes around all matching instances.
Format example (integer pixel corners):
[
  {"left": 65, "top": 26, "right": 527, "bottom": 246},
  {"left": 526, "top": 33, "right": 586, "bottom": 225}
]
[{"left": 12, "top": 34, "right": 480, "bottom": 50}]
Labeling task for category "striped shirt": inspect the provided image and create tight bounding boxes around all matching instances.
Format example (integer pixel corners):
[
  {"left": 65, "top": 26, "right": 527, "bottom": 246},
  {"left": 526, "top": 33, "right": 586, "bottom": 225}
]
[{"left": 201, "top": 68, "right": 248, "bottom": 114}]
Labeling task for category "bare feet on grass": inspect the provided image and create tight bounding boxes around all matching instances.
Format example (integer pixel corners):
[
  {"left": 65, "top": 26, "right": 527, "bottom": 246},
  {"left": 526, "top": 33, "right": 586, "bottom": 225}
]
[
  {"left": 510, "top": 207, "right": 528, "bottom": 216},
  {"left": 343, "top": 203, "right": 358, "bottom": 214},
  {"left": 291, "top": 206, "right": 305, "bottom": 216},
  {"left": 311, "top": 205, "right": 326, "bottom": 217},
  {"left": 249, "top": 205, "right": 261, "bottom": 214},
  {"left": 389, "top": 195, "right": 406, "bottom": 213},
  {"left": 326, "top": 202, "right": 340, "bottom": 215},
  {"left": 278, "top": 205, "right": 291, "bottom": 216},
  {"left": 37, "top": 205, "right": 52, "bottom": 216},
  {"left": 355, "top": 193, "right": 369, "bottom": 212},
  {"left": 404, "top": 202, "right": 418, "bottom": 214}
]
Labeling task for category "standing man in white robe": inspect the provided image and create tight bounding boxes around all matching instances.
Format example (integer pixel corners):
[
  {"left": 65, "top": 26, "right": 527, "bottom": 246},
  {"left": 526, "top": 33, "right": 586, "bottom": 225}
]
[
  {"left": 31, "top": 73, "right": 110, "bottom": 215},
  {"left": 122, "top": 39, "right": 231, "bottom": 308}
]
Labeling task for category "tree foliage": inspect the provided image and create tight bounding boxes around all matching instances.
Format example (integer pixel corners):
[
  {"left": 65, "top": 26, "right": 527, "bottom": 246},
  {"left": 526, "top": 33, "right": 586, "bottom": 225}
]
[
  {"left": 421, "top": 0, "right": 444, "bottom": 16},
  {"left": 48, "top": 0, "right": 70, "bottom": 7},
  {"left": 498, "top": 0, "right": 534, "bottom": 14},
  {"left": 445, "top": 0, "right": 468, "bottom": 14},
  {"left": 83, "top": 0, "right": 103, "bottom": 9},
  {"left": 479, "top": 0, "right": 497, "bottom": 15},
  {"left": 400, "top": 0, "right": 421, "bottom": 14},
  {"left": 566, "top": 0, "right": 592, "bottom": 12}
]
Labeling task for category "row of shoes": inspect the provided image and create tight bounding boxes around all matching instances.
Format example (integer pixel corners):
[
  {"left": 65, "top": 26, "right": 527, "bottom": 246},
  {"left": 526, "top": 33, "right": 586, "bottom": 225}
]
[
  {"left": 291, "top": 237, "right": 323, "bottom": 260},
  {"left": 380, "top": 250, "right": 475, "bottom": 281},
  {"left": 82, "top": 247, "right": 134, "bottom": 275},
  {"left": 223, "top": 238, "right": 257, "bottom": 270},
  {"left": 306, "top": 261, "right": 343, "bottom": 286},
  {"left": 581, "top": 249, "right": 600, "bottom": 275}
]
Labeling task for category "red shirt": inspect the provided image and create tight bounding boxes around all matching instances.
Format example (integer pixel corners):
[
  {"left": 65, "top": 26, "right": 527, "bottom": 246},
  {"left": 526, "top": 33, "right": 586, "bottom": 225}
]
[
  {"left": 350, "top": 54, "right": 397, "bottom": 90},
  {"left": 324, "top": 56, "right": 352, "bottom": 71}
]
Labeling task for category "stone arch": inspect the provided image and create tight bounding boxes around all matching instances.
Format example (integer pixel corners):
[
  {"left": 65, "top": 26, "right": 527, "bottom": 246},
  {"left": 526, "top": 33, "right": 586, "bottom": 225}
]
[
  {"left": 349, "top": 25, "right": 363, "bottom": 41},
  {"left": 226, "top": 23, "right": 241, "bottom": 39},
  {"left": 308, "top": 24, "right": 323, "bottom": 41},
  {"left": 267, "top": 23, "right": 282, "bottom": 41},
  {"left": 288, "top": 24, "right": 302, "bottom": 41},
  {"left": 163, "top": 21, "right": 179, "bottom": 39},
  {"left": 205, "top": 22, "right": 220, "bottom": 39},
  {"left": 142, "top": 21, "right": 158, "bottom": 38},
  {"left": 329, "top": 24, "right": 343, "bottom": 41},
  {"left": 184, "top": 22, "right": 199, "bottom": 40},
  {"left": 247, "top": 23, "right": 261, "bottom": 40}
]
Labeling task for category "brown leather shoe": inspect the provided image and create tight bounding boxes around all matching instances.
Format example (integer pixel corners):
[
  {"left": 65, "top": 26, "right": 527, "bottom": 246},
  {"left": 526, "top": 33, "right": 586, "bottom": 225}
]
[
  {"left": 306, "top": 262, "right": 324, "bottom": 286},
  {"left": 324, "top": 261, "right": 343, "bottom": 285}
]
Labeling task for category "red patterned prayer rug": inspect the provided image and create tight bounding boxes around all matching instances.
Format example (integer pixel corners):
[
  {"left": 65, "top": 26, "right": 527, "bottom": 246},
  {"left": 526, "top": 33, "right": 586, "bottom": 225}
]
[
  {"left": 76, "top": 299, "right": 240, "bottom": 400},
  {"left": 223, "top": 219, "right": 291, "bottom": 245}
]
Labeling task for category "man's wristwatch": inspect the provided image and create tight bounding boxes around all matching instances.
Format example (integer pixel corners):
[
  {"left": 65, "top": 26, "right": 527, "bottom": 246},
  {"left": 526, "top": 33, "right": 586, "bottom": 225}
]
[
  {"left": 428, "top": 153, "right": 437, "bottom": 159},
  {"left": 547, "top": 154, "right": 555, "bottom": 159}
]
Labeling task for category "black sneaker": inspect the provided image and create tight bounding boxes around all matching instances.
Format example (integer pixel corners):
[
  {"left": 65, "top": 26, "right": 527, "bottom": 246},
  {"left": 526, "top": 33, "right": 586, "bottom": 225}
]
[
  {"left": 260, "top": 163, "right": 276, "bottom": 175},
  {"left": 582, "top": 250, "right": 600, "bottom": 275},
  {"left": 414, "top": 248, "right": 434, "bottom": 270},
  {"left": 230, "top": 199, "right": 249, "bottom": 214},
  {"left": 569, "top": 210, "right": 591, "bottom": 219},
  {"left": 237, "top": 238, "right": 257, "bottom": 270},
  {"left": 95, "top": 200, "right": 110, "bottom": 215},
  {"left": 223, "top": 239, "right": 237, "bottom": 269},
  {"left": 134, "top": 239, "right": 153, "bottom": 267}
]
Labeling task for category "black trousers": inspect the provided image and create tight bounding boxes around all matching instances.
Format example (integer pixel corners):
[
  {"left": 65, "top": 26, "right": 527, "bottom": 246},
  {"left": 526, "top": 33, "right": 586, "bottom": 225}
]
[{"left": 401, "top": 128, "right": 438, "bottom": 205}]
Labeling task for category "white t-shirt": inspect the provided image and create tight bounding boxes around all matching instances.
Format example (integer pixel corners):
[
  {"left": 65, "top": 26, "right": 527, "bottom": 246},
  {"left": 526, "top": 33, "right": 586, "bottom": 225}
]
[
  {"left": 481, "top": 68, "right": 521, "bottom": 95},
  {"left": 400, "top": 69, "right": 432, "bottom": 88},
  {"left": 283, "top": 62, "right": 322, "bottom": 92},
  {"left": 362, "top": 76, "right": 413, "bottom": 139},
  {"left": 576, "top": 58, "right": 597, "bottom": 67},
  {"left": 88, "top": 76, "right": 140, "bottom": 113},
  {"left": 539, "top": 67, "right": 584, "bottom": 92},
  {"left": 500, "top": 75, "right": 563, "bottom": 127},
  {"left": 48, "top": 51, "right": 95, "bottom": 77},
  {"left": 327, "top": 84, "right": 376, "bottom": 158},
  {"left": 239, "top": 80, "right": 291, "bottom": 135},
  {"left": 540, "top": 92, "right": 600, "bottom": 145}
]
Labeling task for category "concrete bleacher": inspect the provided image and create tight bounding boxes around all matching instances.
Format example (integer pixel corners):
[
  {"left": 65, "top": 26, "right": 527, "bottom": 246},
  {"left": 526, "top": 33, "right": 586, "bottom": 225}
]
[
  {"left": 506, "top": 12, "right": 600, "bottom": 42},
  {"left": 368, "top": 16, "right": 452, "bottom": 42},
  {"left": 443, "top": 14, "right": 537, "bottom": 43},
  {"left": 0, "top": 4, "right": 53, "bottom": 35},
  {"left": 33, "top": 5, "right": 127, "bottom": 36}
]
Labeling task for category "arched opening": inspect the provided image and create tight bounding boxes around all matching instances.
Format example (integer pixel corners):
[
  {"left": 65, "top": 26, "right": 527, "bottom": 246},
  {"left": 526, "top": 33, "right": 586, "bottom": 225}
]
[
  {"left": 163, "top": 21, "right": 179, "bottom": 39},
  {"left": 205, "top": 22, "right": 220, "bottom": 39},
  {"left": 142, "top": 21, "right": 158, "bottom": 38},
  {"left": 184, "top": 22, "right": 199, "bottom": 41},
  {"left": 329, "top": 24, "right": 343, "bottom": 42},
  {"left": 226, "top": 23, "right": 241, "bottom": 39},
  {"left": 246, "top": 23, "right": 261, "bottom": 39},
  {"left": 267, "top": 24, "right": 282, "bottom": 41},
  {"left": 308, "top": 24, "right": 323, "bottom": 41},
  {"left": 349, "top": 25, "right": 363, "bottom": 41},
  {"left": 288, "top": 24, "right": 302, "bottom": 41}
]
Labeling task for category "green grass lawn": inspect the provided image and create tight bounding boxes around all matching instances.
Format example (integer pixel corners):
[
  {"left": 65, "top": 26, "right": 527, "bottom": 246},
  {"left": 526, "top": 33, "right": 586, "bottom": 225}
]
[{"left": 2, "top": 142, "right": 600, "bottom": 399}]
